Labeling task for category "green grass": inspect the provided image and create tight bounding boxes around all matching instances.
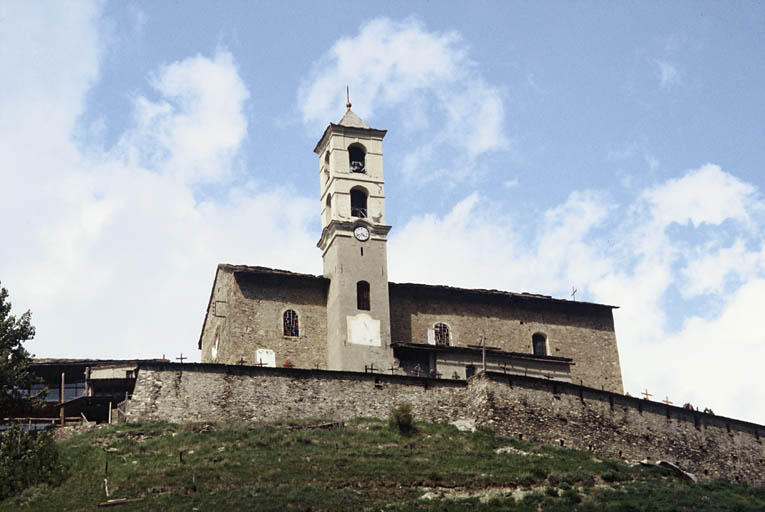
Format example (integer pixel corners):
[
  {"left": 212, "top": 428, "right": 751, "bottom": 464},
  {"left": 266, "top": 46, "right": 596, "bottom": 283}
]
[{"left": 1, "top": 418, "right": 763, "bottom": 511}]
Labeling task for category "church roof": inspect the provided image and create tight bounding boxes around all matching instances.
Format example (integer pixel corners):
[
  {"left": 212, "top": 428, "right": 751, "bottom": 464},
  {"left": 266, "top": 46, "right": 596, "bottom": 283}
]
[{"left": 337, "top": 108, "right": 370, "bottom": 129}]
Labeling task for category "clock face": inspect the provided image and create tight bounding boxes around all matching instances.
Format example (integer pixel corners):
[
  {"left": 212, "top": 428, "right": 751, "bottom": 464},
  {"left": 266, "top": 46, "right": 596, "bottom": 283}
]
[{"left": 353, "top": 226, "right": 370, "bottom": 241}]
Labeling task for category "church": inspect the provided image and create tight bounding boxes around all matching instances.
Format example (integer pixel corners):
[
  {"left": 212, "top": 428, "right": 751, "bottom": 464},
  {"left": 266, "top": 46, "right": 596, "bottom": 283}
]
[{"left": 198, "top": 101, "right": 624, "bottom": 393}]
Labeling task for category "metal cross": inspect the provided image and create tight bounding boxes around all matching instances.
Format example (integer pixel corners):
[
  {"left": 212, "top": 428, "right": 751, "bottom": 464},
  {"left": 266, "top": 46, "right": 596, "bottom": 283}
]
[
  {"left": 571, "top": 286, "right": 578, "bottom": 301},
  {"left": 641, "top": 388, "right": 653, "bottom": 400},
  {"left": 237, "top": 357, "right": 246, "bottom": 366},
  {"left": 662, "top": 396, "right": 672, "bottom": 405},
  {"left": 176, "top": 353, "right": 187, "bottom": 364}
]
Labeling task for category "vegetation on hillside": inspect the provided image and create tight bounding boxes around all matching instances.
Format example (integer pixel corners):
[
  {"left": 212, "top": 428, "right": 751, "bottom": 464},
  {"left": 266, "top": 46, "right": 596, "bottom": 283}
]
[
  {"left": 0, "top": 416, "right": 762, "bottom": 511},
  {"left": 0, "top": 282, "right": 39, "bottom": 416}
]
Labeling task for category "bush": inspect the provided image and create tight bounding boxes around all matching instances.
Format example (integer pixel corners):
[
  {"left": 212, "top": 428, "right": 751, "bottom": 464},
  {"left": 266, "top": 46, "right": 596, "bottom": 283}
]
[
  {"left": 0, "top": 426, "right": 66, "bottom": 500},
  {"left": 388, "top": 403, "right": 415, "bottom": 435}
]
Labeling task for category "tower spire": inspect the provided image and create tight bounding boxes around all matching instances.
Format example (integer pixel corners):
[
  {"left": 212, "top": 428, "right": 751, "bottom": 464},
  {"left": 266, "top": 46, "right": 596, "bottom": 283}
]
[{"left": 346, "top": 86, "right": 352, "bottom": 110}]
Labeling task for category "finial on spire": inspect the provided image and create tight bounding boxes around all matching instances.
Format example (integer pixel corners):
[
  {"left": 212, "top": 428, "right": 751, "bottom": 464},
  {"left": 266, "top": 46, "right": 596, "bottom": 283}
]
[{"left": 346, "top": 86, "right": 352, "bottom": 110}]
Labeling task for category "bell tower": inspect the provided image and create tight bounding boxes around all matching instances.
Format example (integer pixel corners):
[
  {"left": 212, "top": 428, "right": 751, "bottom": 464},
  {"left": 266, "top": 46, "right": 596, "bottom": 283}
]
[{"left": 315, "top": 97, "right": 394, "bottom": 372}]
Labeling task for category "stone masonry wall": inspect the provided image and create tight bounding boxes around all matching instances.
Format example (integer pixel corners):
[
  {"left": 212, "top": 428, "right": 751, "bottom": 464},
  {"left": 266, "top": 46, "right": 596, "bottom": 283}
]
[
  {"left": 126, "top": 363, "right": 764, "bottom": 486},
  {"left": 127, "top": 362, "right": 468, "bottom": 425},
  {"left": 389, "top": 285, "right": 623, "bottom": 393},
  {"left": 468, "top": 373, "right": 765, "bottom": 487},
  {"left": 201, "top": 269, "right": 330, "bottom": 370}
]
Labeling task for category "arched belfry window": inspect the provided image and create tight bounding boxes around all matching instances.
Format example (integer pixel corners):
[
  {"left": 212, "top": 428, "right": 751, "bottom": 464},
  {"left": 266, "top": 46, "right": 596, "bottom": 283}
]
[
  {"left": 434, "top": 323, "right": 450, "bottom": 346},
  {"left": 348, "top": 143, "right": 366, "bottom": 173},
  {"left": 532, "top": 333, "right": 547, "bottom": 356},
  {"left": 350, "top": 187, "right": 368, "bottom": 218},
  {"left": 357, "top": 281, "right": 370, "bottom": 310},
  {"left": 283, "top": 310, "right": 299, "bottom": 337}
]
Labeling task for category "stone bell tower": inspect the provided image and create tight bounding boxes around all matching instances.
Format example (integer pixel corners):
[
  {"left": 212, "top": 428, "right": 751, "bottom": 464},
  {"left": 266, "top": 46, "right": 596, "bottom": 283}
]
[{"left": 314, "top": 97, "right": 394, "bottom": 372}]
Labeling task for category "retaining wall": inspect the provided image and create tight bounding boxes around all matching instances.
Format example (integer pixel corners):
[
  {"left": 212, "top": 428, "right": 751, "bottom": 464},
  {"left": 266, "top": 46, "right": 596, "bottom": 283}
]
[{"left": 125, "top": 363, "right": 764, "bottom": 486}]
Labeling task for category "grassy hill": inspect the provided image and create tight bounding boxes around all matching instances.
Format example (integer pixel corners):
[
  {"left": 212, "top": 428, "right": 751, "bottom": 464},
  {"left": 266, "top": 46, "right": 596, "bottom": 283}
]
[{"left": 1, "top": 418, "right": 763, "bottom": 511}]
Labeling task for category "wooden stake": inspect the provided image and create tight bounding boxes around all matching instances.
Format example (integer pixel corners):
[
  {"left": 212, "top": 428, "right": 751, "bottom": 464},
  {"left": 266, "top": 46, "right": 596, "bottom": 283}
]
[{"left": 60, "top": 372, "right": 65, "bottom": 426}]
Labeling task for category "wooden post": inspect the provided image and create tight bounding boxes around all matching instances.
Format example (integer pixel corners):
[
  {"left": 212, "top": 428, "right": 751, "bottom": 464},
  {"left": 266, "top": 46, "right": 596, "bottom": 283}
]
[
  {"left": 481, "top": 332, "right": 487, "bottom": 372},
  {"left": 60, "top": 372, "right": 65, "bottom": 426},
  {"left": 108, "top": 401, "right": 112, "bottom": 424}
]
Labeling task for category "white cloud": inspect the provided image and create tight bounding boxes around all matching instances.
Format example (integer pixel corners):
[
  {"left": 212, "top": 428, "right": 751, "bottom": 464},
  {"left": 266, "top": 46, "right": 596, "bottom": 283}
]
[
  {"left": 0, "top": 3, "right": 318, "bottom": 362},
  {"left": 681, "top": 240, "right": 765, "bottom": 297},
  {"left": 298, "top": 17, "right": 508, "bottom": 176},
  {"left": 642, "top": 164, "right": 755, "bottom": 227},
  {"left": 391, "top": 164, "right": 765, "bottom": 424},
  {"left": 120, "top": 51, "right": 250, "bottom": 184}
]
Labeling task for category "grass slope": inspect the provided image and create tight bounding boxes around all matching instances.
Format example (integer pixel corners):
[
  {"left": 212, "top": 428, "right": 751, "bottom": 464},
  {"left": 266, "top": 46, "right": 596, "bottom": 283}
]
[{"left": 1, "top": 419, "right": 763, "bottom": 511}]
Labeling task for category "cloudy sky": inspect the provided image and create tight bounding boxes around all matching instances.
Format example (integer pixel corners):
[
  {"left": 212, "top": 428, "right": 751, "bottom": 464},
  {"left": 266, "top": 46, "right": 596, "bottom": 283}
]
[{"left": 2, "top": 2, "right": 765, "bottom": 424}]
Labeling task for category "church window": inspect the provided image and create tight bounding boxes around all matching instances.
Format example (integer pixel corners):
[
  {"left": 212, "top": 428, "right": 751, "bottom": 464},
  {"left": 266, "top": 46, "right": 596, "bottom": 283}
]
[
  {"left": 283, "top": 310, "right": 299, "bottom": 337},
  {"left": 350, "top": 187, "right": 368, "bottom": 218},
  {"left": 348, "top": 143, "right": 366, "bottom": 173},
  {"left": 532, "top": 333, "right": 547, "bottom": 356},
  {"left": 434, "top": 323, "right": 450, "bottom": 345},
  {"left": 357, "top": 281, "right": 370, "bottom": 310}
]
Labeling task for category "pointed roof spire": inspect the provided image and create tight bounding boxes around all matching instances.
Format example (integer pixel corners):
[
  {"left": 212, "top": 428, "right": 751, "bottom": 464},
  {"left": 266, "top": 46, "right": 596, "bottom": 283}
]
[{"left": 337, "top": 87, "right": 370, "bottom": 128}]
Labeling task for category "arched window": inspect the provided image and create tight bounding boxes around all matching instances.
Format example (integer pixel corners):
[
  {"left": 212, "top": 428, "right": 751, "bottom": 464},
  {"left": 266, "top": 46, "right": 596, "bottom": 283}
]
[
  {"left": 283, "top": 310, "right": 299, "bottom": 337},
  {"left": 532, "top": 333, "right": 547, "bottom": 356},
  {"left": 357, "top": 281, "right": 370, "bottom": 310},
  {"left": 434, "top": 323, "right": 450, "bottom": 346},
  {"left": 350, "top": 187, "right": 368, "bottom": 218},
  {"left": 348, "top": 143, "right": 366, "bottom": 173}
]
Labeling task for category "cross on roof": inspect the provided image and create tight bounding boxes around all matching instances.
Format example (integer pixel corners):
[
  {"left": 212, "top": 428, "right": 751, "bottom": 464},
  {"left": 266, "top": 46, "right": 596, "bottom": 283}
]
[
  {"left": 176, "top": 353, "right": 187, "bottom": 363},
  {"left": 662, "top": 396, "right": 672, "bottom": 405},
  {"left": 237, "top": 357, "right": 246, "bottom": 365},
  {"left": 641, "top": 388, "right": 653, "bottom": 400}
]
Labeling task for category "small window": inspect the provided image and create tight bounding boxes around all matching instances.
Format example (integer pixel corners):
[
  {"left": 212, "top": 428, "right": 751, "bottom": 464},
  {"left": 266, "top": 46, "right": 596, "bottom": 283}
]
[
  {"left": 532, "top": 333, "right": 547, "bottom": 356},
  {"left": 351, "top": 187, "right": 368, "bottom": 218},
  {"left": 283, "top": 310, "right": 299, "bottom": 337},
  {"left": 348, "top": 143, "right": 366, "bottom": 173},
  {"left": 434, "top": 323, "right": 450, "bottom": 346},
  {"left": 357, "top": 281, "right": 370, "bottom": 310}
]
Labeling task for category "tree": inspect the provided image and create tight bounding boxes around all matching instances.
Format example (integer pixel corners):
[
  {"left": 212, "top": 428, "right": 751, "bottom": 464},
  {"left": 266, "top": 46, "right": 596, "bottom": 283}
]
[{"left": 0, "top": 282, "right": 39, "bottom": 417}]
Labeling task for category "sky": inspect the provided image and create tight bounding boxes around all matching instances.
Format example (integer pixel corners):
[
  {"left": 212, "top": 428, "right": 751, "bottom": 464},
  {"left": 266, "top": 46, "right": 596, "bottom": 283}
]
[{"left": 1, "top": 1, "right": 765, "bottom": 424}]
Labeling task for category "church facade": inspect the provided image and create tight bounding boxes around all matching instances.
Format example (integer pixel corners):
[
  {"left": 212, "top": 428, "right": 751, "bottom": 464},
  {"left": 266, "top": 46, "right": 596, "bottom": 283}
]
[{"left": 198, "top": 104, "right": 624, "bottom": 393}]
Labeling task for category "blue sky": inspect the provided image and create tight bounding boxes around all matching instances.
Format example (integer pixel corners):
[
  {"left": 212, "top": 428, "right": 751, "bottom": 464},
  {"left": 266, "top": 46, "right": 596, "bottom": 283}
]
[{"left": 2, "top": 1, "right": 765, "bottom": 423}]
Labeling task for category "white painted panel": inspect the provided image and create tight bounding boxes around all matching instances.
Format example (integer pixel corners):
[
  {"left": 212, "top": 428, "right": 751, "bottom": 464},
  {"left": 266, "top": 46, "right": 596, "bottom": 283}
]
[
  {"left": 427, "top": 328, "right": 435, "bottom": 345},
  {"left": 255, "top": 349, "right": 276, "bottom": 367},
  {"left": 347, "top": 313, "right": 381, "bottom": 346}
]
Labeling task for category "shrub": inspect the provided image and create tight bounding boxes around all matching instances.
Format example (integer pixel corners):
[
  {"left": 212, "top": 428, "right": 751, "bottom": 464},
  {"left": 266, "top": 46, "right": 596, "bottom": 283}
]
[
  {"left": 561, "top": 488, "right": 582, "bottom": 504},
  {"left": 388, "top": 403, "right": 415, "bottom": 435},
  {"left": 0, "top": 426, "right": 66, "bottom": 500}
]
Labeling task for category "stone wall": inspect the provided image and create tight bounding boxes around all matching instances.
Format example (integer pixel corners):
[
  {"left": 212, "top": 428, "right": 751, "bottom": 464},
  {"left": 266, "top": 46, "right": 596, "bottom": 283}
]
[
  {"left": 389, "top": 284, "right": 623, "bottom": 393},
  {"left": 199, "top": 265, "right": 624, "bottom": 393},
  {"left": 126, "top": 363, "right": 763, "bottom": 486},
  {"left": 468, "top": 373, "right": 764, "bottom": 487},
  {"left": 200, "top": 267, "right": 330, "bottom": 370},
  {"left": 126, "top": 362, "right": 468, "bottom": 425}
]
